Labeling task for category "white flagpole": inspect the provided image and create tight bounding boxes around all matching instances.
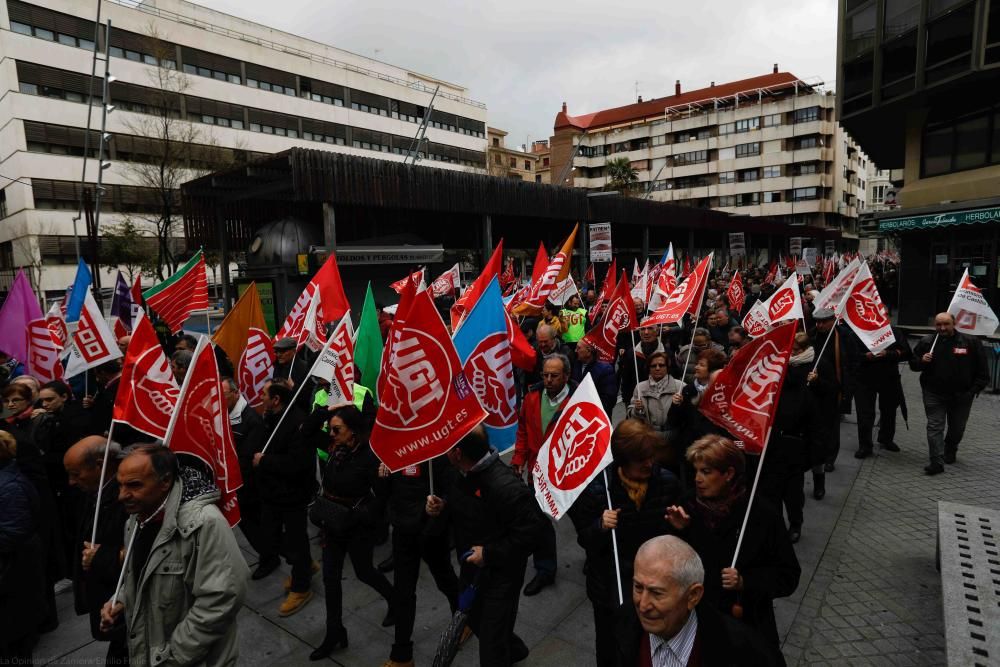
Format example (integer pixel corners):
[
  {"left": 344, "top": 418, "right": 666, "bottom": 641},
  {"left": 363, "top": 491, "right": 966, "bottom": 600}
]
[
  {"left": 204, "top": 310, "right": 211, "bottom": 337},
  {"left": 90, "top": 421, "right": 117, "bottom": 544},
  {"left": 731, "top": 427, "right": 773, "bottom": 568},
  {"left": 161, "top": 337, "right": 208, "bottom": 448},
  {"left": 809, "top": 319, "right": 840, "bottom": 378},
  {"left": 681, "top": 255, "right": 713, "bottom": 381},
  {"left": 110, "top": 522, "right": 137, "bottom": 606},
  {"left": 602, "top": 468, "right": 624, "bottom": 606},
  {"left": 631, "top": 330, "right": 642, "bottom": 410},
  {"left": 261, "top": 332, "right": 337, "bottom": 454},
  {"left": 428, "top": 458, "right": 435, "bottom": 498}
]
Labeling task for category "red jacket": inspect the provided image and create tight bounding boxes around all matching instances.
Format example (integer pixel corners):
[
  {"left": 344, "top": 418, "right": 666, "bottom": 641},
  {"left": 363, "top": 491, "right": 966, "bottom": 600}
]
[{"left": 512, "top": 384, "right": 574, "bottom": 469}]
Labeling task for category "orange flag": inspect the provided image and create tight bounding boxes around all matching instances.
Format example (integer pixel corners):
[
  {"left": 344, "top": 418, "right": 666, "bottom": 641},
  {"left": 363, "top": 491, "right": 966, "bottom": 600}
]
[
  {"left": 512, "top": 224, "right": 579, "bottom": 317},
  {"left": 212, "top": 283, "right": 274, "bottom": 407}
]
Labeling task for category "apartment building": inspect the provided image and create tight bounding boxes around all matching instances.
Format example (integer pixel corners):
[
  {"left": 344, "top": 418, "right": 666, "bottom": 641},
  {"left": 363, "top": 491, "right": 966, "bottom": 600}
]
[
  {"left": 531, "top": 140, "right": 551, "bottom": 184},
  {"left": 550, "top": 69, "right": 867, "bottom": 239},
  {"left": 486, "top": 127, "right": 540, "bottom": 181},
  {"left": 0, "top": 0, "right": 487, "bottom": 295}
]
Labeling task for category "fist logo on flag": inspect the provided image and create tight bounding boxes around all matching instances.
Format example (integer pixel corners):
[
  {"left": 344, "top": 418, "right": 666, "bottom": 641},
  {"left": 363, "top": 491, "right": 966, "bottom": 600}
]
[
  {"left": 548, "top": 402, "right": 611, "bottom": 491},
  {"left": 239, "top": 328, "right": 274, "bottom": 407},
  {"left": 767, "top": 288, "right": 796, "bottom": 321},
  {"left": 603, "top": 298, "right": 631, "bottom": 340},
  {"left": 467, "top": 332, "right": 517, "bottom": 428},
  {"left": 134, "top": 346, "right": 180, "bottom": 430},
  {"left": 846, "top": 279, "right": 888, "bottom": 332},
  {"left": 732, "top": 341, "right": 785, "bottom": 416},
  {"left": 381, "top": 329, "right": 448, "bottom": 429}
]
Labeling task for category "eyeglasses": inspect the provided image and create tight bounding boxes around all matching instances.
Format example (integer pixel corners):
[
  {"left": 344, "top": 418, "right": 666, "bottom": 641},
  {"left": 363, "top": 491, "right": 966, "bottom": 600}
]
[{"left": 648, "top": 363, "right": 667, "bottom": 368}]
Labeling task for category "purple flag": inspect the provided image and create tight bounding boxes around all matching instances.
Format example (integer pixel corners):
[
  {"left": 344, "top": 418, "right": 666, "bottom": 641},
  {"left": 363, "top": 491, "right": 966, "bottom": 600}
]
[
  {"left": 110, "top": 271, "right": 132, "bottom": 324},
  {"left": 0, "top": 270, "right": 44, "bottom": 365}
]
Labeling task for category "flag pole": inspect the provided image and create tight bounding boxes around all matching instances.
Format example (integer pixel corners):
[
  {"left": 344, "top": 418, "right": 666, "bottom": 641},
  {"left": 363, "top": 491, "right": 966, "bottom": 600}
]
[
  {"left": 731, "top": 426, "right": 773, "bottom": 568},
  {"left": 90, "top": 421, "right": 117, "bottom": 544},
  {"left": 929, "top": 333, "right": 940, "bottom": 354},
  {"left": 631, "top": 329, "right": 642, "bottom": 411},
  {"left": 809, "top": 319, "right": 840, "bottom": 379},
  {"left": 204, "top": 310, "right": 211, "bottom": 337},
  {"left": 681, "top": 255, "right": 713, "bottom": 382},
  {"left": 428, "top": 457, "right": 435, "bottom": 498},
  {"left": 262, "top": 333, "right": 336, "bottom": 454},
  {"left": 602, "top": 468, "right": 624, "bottom": 606}
]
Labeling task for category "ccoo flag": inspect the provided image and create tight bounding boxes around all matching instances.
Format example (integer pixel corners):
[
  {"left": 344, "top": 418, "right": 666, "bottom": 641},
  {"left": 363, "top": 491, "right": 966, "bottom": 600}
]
[
  {"left": 531, "top": 374, "right": 613, "bottom": 520},
  {"left": 947, "top": 268, "right": 999, "bottom": 336},
  {"left": 453, "top": 278, "right": 518, "bottom": 452}
]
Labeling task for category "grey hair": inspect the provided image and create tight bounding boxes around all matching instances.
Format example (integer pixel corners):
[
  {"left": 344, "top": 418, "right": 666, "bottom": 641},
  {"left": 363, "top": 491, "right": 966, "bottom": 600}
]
[
  {"left": 537, "top": 324, "right": 555, "bottom": 339},
  {"left": 636, "top": 535, "right": 705, "bottom": 591},
  {"left": 124, "top": 444, "right": 178, "bottom": 484},
  {"left": 692, "top": 327, "right": 711, "bottom": 339},
  {"left": 171, "top": 350, "right": 193, "bottom": 369},
  {"left": 82, "top": 439, "right": 124, "bottom": 466},
  {"left": 544, "top": 353, "right": 571, "bottom": 375},
  {"left": 221, "top": 377, "right": 239, "bottom": 392}
]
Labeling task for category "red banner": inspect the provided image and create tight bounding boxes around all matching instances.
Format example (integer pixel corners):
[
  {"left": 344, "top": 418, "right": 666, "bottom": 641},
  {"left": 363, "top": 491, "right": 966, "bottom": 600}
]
[
  {"left": 726, "top": 270, "right": 745, "bottom": 314},
  {"left": 238, "top": 327, "right": 274, "bottom": 407},
  {"left": 27, "top": 318, "right": 64, "bottom": 383},
  {"left": 699, "top": 322, "right": 797, "bottom": 453},
  {"left": 642, "top": 254, "right": 713, "bottom": 328},
  {"left": 372, "top": 290, "right": 488, "bottom": 471},
  {"left": 580, "top": 271, "right": 633, "bottom": 362},
  {"left": 113, "top": 314, "right": 180, "bottom": 439}
]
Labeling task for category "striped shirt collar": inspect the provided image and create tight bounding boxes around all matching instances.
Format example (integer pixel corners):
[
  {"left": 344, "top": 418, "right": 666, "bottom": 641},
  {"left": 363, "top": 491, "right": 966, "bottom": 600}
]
[{"left": 648, "top": 610, "right": 698, "bottom": 667}]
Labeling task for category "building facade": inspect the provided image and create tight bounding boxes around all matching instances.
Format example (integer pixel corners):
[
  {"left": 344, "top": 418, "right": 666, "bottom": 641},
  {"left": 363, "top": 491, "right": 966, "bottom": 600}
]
[
  {"left": 550, "top": 69, "right": 869, "bottom": 245},
  {"left": 0, "top": 0, "right": 487, "bottom": 296},
  {"left": 486, "top": 127, "right": 542, "bottom": 181},
  {"left": 838, "top": 0, "right": 1000, "bottom": 326}
]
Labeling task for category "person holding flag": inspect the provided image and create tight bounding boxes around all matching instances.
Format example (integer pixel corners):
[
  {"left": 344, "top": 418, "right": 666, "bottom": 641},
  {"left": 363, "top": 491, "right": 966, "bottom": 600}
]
[{"left": 909, "top": 312, "right": 989, "bottom": 474}]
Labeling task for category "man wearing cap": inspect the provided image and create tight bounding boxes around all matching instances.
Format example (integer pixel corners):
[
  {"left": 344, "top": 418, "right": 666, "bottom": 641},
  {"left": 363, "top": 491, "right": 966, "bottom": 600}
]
[
  {"left": 272, "top": 337, "right": 309, "bottom": 390},
  {"left": 807, "top": 308, "right": 845, "bottom": 499}
]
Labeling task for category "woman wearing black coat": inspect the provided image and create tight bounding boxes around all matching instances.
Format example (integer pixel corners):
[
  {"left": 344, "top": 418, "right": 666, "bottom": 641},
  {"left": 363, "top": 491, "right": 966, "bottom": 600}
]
[
  {"left": 311, "top": 405, "right": 394, "bottom": 661},
  {"left": 569, "top": 419, "right": 680, "bottom": 667},
  {"left": 666, "top": 435, "right": 800, "bottom": 666},
  {"left": 666, "top": 348, "right": 730, "bottom": 490}
]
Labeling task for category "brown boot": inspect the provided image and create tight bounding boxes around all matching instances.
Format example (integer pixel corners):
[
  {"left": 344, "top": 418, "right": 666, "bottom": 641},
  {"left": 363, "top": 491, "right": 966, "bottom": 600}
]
[{"left": 278, "top": 590, "right": 313, "bottom": 617}]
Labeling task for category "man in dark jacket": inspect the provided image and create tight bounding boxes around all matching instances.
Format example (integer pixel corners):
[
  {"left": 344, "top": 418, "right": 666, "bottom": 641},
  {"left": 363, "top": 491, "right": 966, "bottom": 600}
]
[
  {"left": 272, "top": 337, "right": 309, "bottom": 390},
  {"left": 617, "top": 535, "right": 777, "bottom": 667},
  {"left": 382, "top": 456, "right": 459, "bottom": 667},
  {"left": 253, "top": 382, "right": 320, "bottom": 617},
  {"left": 847, "top": 326, "right": 912, "bottom": 458},
  {"left": 431, "top": 425, "right": 545, "bottom": 667},
  {"left": 910, "top": 312, "right": 989, "bottom": 474},
  {"left": 83, "top": 360, "right": 122, "bottom": 435},
  {"left": 572, "top": 340, "right": 619, "bottom": 415},
  {"left": 63, "top": 436, "right": 128, "bottom": 665},
  {"left": 222, "top": 378, "right": 267, "bottom": 556}
]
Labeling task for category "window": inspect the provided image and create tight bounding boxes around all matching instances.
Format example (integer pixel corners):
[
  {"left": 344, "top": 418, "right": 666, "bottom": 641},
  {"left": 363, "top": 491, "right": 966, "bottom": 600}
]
[
  {"left": 652, "top": 135, "right": 667, "bottom": 146},
  {"left": 846, "top": 2, "right": 877, "bottom": 57},
  {"left": 795, "top": 162, "right": 819, "bottom": 175},
  {"left": 792, "top": 187, "right": 819, "bottom": 201},
  {"left": 719, "top": 195, "right": 736, "bottom": 207},
  {"left": 673, "top": 150, "right": 708, "bottom": 166},
  {"left": 543, "top": 157, "right": 549, "bottom": 167},
  {"left": 719, "top": 171, "right": 736, "bottom": 184},
  {"left": 922, "top": 108, "right": 997, "bottom": 176},
  {"left": 18, "top": 82, "right": 38, "bottom": 95},
  {"left": 736, "top": 192, "right": 760, "bottom": 206},
  {"left": 925, "top": 3, "right": 975, "bottom": 83},
  {"left": 735, "top": 142, "right": 760, "bottom": 157},
  {"left": 793, "top": 106, "right": 820, "bottom": 123},
  {"left": 796, "top": 136, "right": 820, "bottom": 149},
  {"left": 718, "top": 123, "right": 735, "bottom": 135},
  {"left": 763, "top": 165, "right": 781, "bottom": 178},
  {"left": 763, "top": 114, "right": 782, "bottom": 127},
  {"left": 524, "top": 160, "right": 531, "bottom": 170},
  {"left": 509, "top": 157, "right": 516, "bottom": 168},
  {"left": 885, "top": 0, "right": 921, "bottom": 39},
  {"left": 734, "top": 118, "right": 759, "bottom": 133},
  {"left": 492, "top": 137, "right": 499, "bottom": 147},
  {"left": 0, "top": 189, "right": 7, "bottom": 219},
  {"left": 10, "top": 21, "right": 32, "bottom": 35},
  {"left": 674, "top": 175, "right": 709, "bottom": 189},
  {"left": 763, "top": 191, "right": 782, "bottom": 203},
  {"left": 738, "top": 168, "right": 759, "bottom": 182}
]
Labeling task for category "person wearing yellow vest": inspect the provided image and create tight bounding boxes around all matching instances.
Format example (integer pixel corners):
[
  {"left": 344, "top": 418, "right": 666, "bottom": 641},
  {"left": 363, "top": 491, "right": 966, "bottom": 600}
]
[
  {"left": 560, "top": 294, "right": 588, "bottom": 353},
  {"left": 312, "top": 381, "right": 376, "bottom": 463}
]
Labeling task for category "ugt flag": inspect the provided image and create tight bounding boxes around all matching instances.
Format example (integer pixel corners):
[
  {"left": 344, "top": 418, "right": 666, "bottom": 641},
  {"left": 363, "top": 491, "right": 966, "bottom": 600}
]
[
  {"left": 726, "top": 271, "right": 746, "bottom": 314},
  {"left": 531, "top": 374, "right": 613, "bottom": 520},
  {"left": 453, "top": 278, "right": 518, "bottom": 452},
  {"left": 837, "top": 262, "right": 895, "bottom": 353},
  {"left": 699, "top": 322, "right": 797, "bottom": 454},
  {"left": 163, "top": 337, "right": 243, "bottom": 526},
  {"left": 371, "top": 288, "right": 487, "bottom": 472},
  {"left": 948, "top": 268, "right": 999, "bottom": 335},
  {"left": 580, "top": 270, "right": 633, "bottom": 362},
  {"left": 113, "top": 313, "right": 180, "bottom": 439},
  {"left": 642, "top": 254, "right": 713, "bottom": 328}
]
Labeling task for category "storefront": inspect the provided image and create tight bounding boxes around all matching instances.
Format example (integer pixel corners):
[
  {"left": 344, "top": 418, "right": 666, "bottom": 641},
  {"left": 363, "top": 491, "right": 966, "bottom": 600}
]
[{"left": 877, "top": 201, "right": 1000, "bottom": 327}]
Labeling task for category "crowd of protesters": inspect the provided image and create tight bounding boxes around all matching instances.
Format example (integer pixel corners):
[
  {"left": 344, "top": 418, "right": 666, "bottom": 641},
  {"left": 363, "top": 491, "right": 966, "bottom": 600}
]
[{"left": 0, "top": 254, "right": 991, "bottom": 667}]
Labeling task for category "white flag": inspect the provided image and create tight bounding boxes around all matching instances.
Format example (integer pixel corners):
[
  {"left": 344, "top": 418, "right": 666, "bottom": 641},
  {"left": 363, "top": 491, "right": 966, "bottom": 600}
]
[
  {"left": 309, "top": 315, "right": 355, "bottom": 405},
  {"left": 430, "top": 264, "right": 461, "bottom": 297},
  {"left": 548, "top": 276, "right": 579, "bottom": 306},
  {"left": 531, "top": 374, "right": 613, "bottom": 520},
  {"left": 741, "top": 300, "right": 771, "bottom": 338},
  {"left": 815, "top": 257, "right": 861, "bottom": 311},
  {"left": 297, "top": 287, "right": 327, "bottom": 353},
  {"left": 948, "top": 268, "right": 999, "bottom": 336},
  {"left": 64, "top": 290, "right": 123, "bottom": 377},
  {"left": 630, "top": 260, "right": 649, "bottom": 304},
  {"left": 837, "top": 262, "right": 896, "bottom": 353}
]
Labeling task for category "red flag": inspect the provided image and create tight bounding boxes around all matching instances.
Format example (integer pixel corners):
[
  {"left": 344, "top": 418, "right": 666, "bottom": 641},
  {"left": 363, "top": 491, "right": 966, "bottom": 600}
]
[
  {"left": 505, "top": 311, "right": 537, "bottom": 371},
  {"left": 764, "top": 261, "right": 777, "bottom": 286},
  {"left": 390, "top": 269, "right": 425, "bottom": 294},
  {"left": 699, "top": 322, "right": 797, "bottom": 453},
  {"left": 452, "top": 241, "right": 504, "bottom": 330},
  {"left": 642, "top": 254, "right": 713, "bottom": 328},
  {"left": 500, "top": 258, "right": 516, "bottom": 291},
  {"left": 683, "top": 255, "right": 692, "bottom": 276},
  {"left": 142, "top": 250, "right": 209, "bottom": 334},
  {"left": 837, "top": 262, "right": 895, "bottom": 353},
  {"left": 371, "top": 289, "right": 488, "bottom": 471},
  {"left": 785, "top": 254, "right": 796, "bottom": 271},
  {"left": 822, "top": 259, "right": 835, "bottom": 285},
  {"left": 726, "top": 271, "right": 746, "bottom": 313},
  {"left": 589, "top": 258, "right": 617, "bottom": 321},
  {"left": 580, "top": 271, "right": 633, "bottom": 362},
  {"left": 379, "top": 274, "right": 418, "bottom": 398},
  {"left": 164, "top": 339, "right": 243, "bottom": 526},
  {"left": 584, "top": 263, "right": 595, "bottom": 287},
  {"left": 27, "top": 318, "right": 64, "bottom": 383},
  {"left": 275, "top": 253, "right": 351, "bottom": 342},
  {"left": 513, "top": 225, "right": 580, "bottom": 316},
  {"left": 113, "top": 314, "right": 180, "bottom": 439},
  {"left": 530, "top": 242, "right": 549, "bottom": 284},
  {"left": 505, "top": 283, "right": 532, "bottom": 314}
]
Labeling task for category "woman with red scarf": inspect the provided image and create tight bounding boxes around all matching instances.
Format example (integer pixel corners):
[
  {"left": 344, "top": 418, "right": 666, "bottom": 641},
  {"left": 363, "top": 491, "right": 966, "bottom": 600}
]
[{"left": 666, "top": 435, "right": 800, "bottom": 666}]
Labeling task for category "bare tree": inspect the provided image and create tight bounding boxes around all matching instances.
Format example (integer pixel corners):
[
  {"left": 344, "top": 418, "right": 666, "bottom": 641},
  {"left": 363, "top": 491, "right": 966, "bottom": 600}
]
[{"left": 119, "top": 26, "right": 242, "bottom": 279}]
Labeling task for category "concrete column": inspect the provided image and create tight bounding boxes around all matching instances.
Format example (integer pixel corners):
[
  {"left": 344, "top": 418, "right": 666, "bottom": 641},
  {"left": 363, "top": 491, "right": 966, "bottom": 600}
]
[
  {"left": 482, "top": 214, "right": 493, "bottom": 266},
  {"left": 642, "top": 225, "right": 650, "bottom": 260},
  {"left": 323, "top": 202, "right": 336, "bottom": 250},
  {"left": 217, "top": 206, "right": 231, "bottom": 313}
]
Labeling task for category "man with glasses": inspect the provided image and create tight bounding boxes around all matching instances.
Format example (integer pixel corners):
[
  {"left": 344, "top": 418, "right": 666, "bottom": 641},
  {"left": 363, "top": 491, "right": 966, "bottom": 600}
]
[{"left": 512, "top": 355, "right": 576, "bottom": 597}]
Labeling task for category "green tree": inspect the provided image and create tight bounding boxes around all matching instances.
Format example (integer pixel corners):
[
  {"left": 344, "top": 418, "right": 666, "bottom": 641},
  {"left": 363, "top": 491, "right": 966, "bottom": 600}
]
[
  {"left": 102, "top": 217, "right": 156, "bottom": 282},
  {"left": 605, "top": 157, "right": 638, "bottom": 193}
]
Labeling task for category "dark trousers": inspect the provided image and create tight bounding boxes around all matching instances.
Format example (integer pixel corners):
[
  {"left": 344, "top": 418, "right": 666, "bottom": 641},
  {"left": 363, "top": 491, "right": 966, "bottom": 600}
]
[
  {"left": 237, "top": 492, "right": 266, "bottom": 556},
  {"left": 760, "top": 467, "right": 804, "bottom": 528},
  {"left": 320, "top": 530, "right": 393, "bottom": 630},
  {"left": 533, "top": 516, "right": 558, "bottom": 577},
  {"left": 592, "top": 602, "right": 618, "bottom": 667},
  {"left": 390, "top": 529, "right": 459, "bottom": 662},
  {"left": 854, "top": 382, "right": 897, "bottom": 450},
  {"left": 461, "top": 561, "right": 528, "bottom": 667},
  {"left": 259, "top": 503, "right": 312, "bottom": 592},
  {"left": 105, "top": 636, "right": 129, "bottom": 665},
  {"left": 923, "top": 390, "right": 975, "bottom": 465}
]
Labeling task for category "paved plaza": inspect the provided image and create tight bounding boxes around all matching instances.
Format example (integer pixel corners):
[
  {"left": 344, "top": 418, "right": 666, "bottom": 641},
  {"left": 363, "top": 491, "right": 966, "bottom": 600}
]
[{"left": 33, "top": 369, "right": 1000, "bottom": 666}]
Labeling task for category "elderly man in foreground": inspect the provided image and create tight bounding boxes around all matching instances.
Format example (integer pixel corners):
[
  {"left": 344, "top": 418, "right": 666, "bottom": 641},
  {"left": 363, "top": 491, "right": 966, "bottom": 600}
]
[
  {"left": 100, "top": 445, "right": 249, "bottom": 666},
  {"left": 616, "top": 535, "right": 777, "bottom": 667}
]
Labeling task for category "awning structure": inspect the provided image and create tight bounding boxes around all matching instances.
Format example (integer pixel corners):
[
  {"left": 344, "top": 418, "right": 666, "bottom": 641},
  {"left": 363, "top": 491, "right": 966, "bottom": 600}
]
[
  {"left": 333, "top": 245, "right": 444, "bottom": 264},
  {"left": 878, "top": 205, "right": 1000, "bottom": 231}
]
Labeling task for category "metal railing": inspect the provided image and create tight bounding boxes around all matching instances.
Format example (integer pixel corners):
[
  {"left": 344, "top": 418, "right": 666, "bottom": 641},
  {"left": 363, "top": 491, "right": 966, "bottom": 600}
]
[{"left": 107, "top": 0, "right": 487, "bottom": 109}]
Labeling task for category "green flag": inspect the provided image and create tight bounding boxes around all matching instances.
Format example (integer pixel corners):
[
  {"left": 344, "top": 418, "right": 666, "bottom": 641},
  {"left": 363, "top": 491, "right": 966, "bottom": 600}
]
[{"left": 354, "top": 282, "right": 383, "bottom": 400}]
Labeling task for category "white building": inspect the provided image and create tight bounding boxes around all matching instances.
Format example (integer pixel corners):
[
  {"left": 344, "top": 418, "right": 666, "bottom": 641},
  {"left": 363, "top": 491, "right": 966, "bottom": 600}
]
[
  {"left": 551, "top": 68, "right": 869, "bottom": 238},
  {"left": 0, "top": 0, "right": 487, "bottom": 296}
]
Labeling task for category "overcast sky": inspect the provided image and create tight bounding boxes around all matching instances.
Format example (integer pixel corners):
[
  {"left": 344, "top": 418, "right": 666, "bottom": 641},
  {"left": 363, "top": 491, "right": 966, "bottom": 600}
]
[{"left": 194, "top": 0, "right": 838, "bottom": 149}]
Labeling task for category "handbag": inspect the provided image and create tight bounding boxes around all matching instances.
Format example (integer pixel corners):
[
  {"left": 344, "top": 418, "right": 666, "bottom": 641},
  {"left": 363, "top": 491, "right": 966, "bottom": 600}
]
[{"left": 308, "top": 493, "right": 370, "bottom": 534}]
